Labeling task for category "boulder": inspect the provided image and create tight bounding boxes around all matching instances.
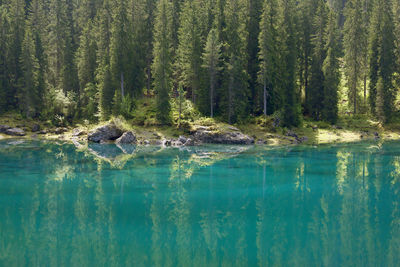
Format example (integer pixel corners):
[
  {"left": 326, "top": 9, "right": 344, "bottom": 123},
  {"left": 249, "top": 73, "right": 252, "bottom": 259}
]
[
  {"left": 178, "top": 135, "right": 188, "bottom": 144},
  {"left": 5, "top": 128, "right": 26, "bottom": 136},
  {"left": 72, "top": 128, "right": 86, "bottom": 136},
  {"left": 0, "top": 125, "right": 11, "bottom": 133},
  {"left": 193, "top": 129, "right": 254, "bottom": 145},
  {"left": 31, "top": 124, "right": 40, "bottom": 132},
  {"left": 54, "top": 127, "right": 68, "bottom": 134},
  {"left": 171, "top": 140, "right": 183, "bottom": 146},
  {"left": 88, "top": 123, "right": 123, "bottom": 143},
  {"left": 184, "top": 138, "right": 195, "bottom": 146},
  {"left": 116, "top": 131, "right": 137, "bottom": 144}
]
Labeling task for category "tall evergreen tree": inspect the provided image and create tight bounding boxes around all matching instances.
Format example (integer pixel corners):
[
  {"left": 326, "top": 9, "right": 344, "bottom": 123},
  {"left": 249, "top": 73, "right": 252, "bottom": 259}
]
[
  {"left": 246, "top": 0, "right": 262, "bottom": 114},
  {"left": 20, "top": 26, "right": 40, "bottom": 117},
  {"left": 0, "top": 7, "right": 11, "bottom": 113},
  {"left": 281, "top": 0, "right": 301, "bottom": 127},
  {"left": 152, "top": 0, "right": 173, "bottom": 124},
  {"left": 202, "top": 28, "right": 222, "bottom": 117},
  {"left": 376, "top": 0, "right": 396, "bottom": 122},
  {"left": 343, "top": 0, "right": 365, "bottom": 114},
  {"left": 95, "top": 0, "right": 113, "bottom": 119},
  {"left": 223, "top": 0, "right": 249, "bottom": 124},
  {"left": 322, "top": 11, "right": 341, "bottom": 124},
  {"left": 258, "top": 0, "right": 280, "bottom": 116},
  {"left": 308, "top": 0, "right": 328, "bottom": 120},
  {"left": 175, "top": 0, "right": 202, "bottom": 104}
]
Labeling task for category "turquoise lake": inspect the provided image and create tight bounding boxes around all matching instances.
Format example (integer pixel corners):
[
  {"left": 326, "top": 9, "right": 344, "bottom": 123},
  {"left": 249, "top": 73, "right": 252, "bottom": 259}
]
[{"left": 0, "top": 140, "right": 400, "bottom": 266}]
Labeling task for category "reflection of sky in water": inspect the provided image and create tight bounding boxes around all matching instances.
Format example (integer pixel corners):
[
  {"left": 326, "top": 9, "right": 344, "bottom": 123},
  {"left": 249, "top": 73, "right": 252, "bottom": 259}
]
[{"left": 0, "top": 140, "right": 399, "bottom": 266}]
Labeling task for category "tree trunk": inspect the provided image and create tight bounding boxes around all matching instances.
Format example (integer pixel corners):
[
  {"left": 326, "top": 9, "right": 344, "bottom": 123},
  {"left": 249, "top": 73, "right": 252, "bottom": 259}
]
[
  {"left": 228, "top": 74, "right": 233, "bottom": 124},
  {"left": 121, "top": 72, "right": 124, "bottom": 98},
  {"left": 263, "top": 81, "right": 267, "bottom": 117},
  {"left": 210, "top": 73, "right": 214, "bottom": 118}
]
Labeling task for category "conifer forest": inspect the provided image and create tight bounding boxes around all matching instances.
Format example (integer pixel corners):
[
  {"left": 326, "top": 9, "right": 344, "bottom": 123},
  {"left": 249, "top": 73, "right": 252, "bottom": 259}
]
[{"left": 0, "top": 0, "right": 399, "bottom": 127}]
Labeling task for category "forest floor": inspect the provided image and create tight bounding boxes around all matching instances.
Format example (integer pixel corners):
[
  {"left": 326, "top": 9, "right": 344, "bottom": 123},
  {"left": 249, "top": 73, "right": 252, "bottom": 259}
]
[{"left": 1, "top": 110, "right": 400, "bottom": 146}]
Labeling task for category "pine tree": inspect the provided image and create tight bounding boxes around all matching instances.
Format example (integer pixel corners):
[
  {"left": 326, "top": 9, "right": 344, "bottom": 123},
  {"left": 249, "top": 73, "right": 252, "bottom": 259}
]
[
  {"left": 202, "top": 28, "right": 222, "bottom": 118},
  {"left": 96, "top": 0, "right": 113, "bottom": 119},
  {"left": 110, "top": 0, "right": 130, "bottom": 102},
  {"left": 0, "top": 7, "right": 10, "bottom": 113},
  {"left": 376, "top": 0, "right": 396, "bottom": 122},
  {"left": 322, "top": 11, "right": 341, "bottom": 124},
  {"left": 368, "top": 0, "right": 381, "bottom": 115},
  {"left": 281, "top": 0, "right": 301, "bottom": 127},
  {"left": 369, "top": 0, "right": 396, "bottom": 122},
  {"left": 77, "top": 21, "right": 98, "bottom": 120},
  {"left": 258, "top": 0, "right": 280, "bottom": 116},
  {"left": 246, "top": 0, "right": 262, "bottom": 114},
  {"left": 343, "top": 0, "right": 365, "bottom": 114},
  {"left": 224, "top": 0, "right": 249, "bottom": 124},
  {"left": 175, "top": 0, "right": 202, "bottom": 104},
  {"left": 20, "top": 27, "right": 40, "bottom": 117},
  {"left": 8, "top": 0, "right": 25, "bottom": 110},
  {"left": 29, "top": 0, "right": 47, "bottom": 115},
  {"left": 308, "top": 0, "right": 328, "bottom": 120},
  {"left": 152, "top": 0, "right": 173, "bottom": 124}
]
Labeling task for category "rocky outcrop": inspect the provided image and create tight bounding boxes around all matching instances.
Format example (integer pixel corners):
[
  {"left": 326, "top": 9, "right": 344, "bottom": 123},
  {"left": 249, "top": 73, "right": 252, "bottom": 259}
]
[
  {"left": 192, "top": 127, "right": 254, "bottom": 145},
  {"left": 4, "top": 127, "right": 26, "bottom": 136},
  {"left": 0, "top": 125, "right": 11, "bottom": 133},
  {"left": 72, "top": 128, "right": 86, "bottom": 136},
  {"left": 116, "top": 131, "right": 137, "bottom": 144},
  {"left": 88, "top": 123, "right": 123, "bottom": 143}
]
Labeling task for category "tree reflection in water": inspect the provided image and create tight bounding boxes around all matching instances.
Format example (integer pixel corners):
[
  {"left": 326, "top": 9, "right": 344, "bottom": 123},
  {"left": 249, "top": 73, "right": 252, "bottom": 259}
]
[{"left": 0, "top": 140, "right": 399, "bottom": 266}]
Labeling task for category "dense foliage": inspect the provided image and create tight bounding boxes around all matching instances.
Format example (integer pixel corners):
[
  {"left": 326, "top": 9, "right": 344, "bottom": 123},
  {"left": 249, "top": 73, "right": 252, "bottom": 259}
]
[{"left": 0, "top": 0, "right": 399, "bottom": 126}]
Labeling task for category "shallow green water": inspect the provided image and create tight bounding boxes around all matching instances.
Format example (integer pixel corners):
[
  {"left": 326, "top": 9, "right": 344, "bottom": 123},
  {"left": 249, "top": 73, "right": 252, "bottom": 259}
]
[{"left": 0, "top": 140, "right": 400, "bottom": 266}]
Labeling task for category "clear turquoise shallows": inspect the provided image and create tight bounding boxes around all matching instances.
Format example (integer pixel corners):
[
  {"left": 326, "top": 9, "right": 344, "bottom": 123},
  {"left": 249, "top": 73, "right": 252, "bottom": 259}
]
[{"left": 0, "top": 140, "right": 400, "bottom": 266}]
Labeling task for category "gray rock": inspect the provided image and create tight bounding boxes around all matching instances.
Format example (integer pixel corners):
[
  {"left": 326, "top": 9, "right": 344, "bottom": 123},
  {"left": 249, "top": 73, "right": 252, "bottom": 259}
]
[
  {"left": 374, "top": 132, "right": 380, "bottom": 139},
  {"left": 178, "top": 135, "right": 188, "bottom": 143},
  {"left": 54, "top": 127, "right": 68, "bottom": 134},
  {"left": 171, "top": 140, "right": 183, "bottom": 146},
  {"left": 72, "top": 128, "right": 86, "bottom": 136},
  {"left": 184, "top": 138, "right": 195, "bottom": 146},
  {"left": 193, "top": 129, "right": 254, "bottom": 145},
  {"left": 31, "top": 124, "right": 40, "bottom": 132},
  {"left": 163, "top": 139, "right": 172, "bottom": 146},
  {"left": 0, "top": 125, "right": 11, "bottom": 133},
  {"left": 286, "top": 130, "right": 299, "bottom": 139},
  {"left": 88, "top": 123, "right": 123, "bottom": 143},
  {"left": 38, "top": 130, "right": 47, "bottom": 135},
  {"left": 5, "top": 128, "right": 26, "bottom": 136},
  {"left": 116, "top": 131, "right": 137, "bottom": 144},
  {"left": 143, "top": 140, "right": 150, "bottom": 145}
]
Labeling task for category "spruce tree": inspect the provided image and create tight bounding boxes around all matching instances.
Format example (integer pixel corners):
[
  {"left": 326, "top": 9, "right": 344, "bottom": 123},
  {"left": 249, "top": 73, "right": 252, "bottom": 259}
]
[
  {"left": 258, "top": 0, "right": 280, "bottom": 116},
  {"left": 322, "top": 11, "right": 341, "bottom": 124},
  {"left": 77, "top": 21, "right": 98, "bottom": 120},
  {"left": 376, "top": 0, "right": 396, "bottom": 122},
  {"left": 343, "top": 0, "right": 365, "bottom": 114},
  {"left": 202, "top": 28, "right": 222, "bottom": 118},
  {"left": 308, "top": 0, "right": 328, "bottom": 120},
  {"left": 369, "top": 0, "right": 396, "bottom": 122},
  {"left": 175, "top": 0, "right": 202, "bottom": 104},
  {"left": 0, "top": 7, "right": 10, "bottom": 113},
  {"left": 224, "top": 0, "right": 249, "bottom": 124},
  {"left": 281, "top": 0, "right": 301, "bottom": 127},
  {"left": 20, "top": 27, "right": 40, "bottom": 117},
  {"left": 152, "top": 0, "right": 173, "bottom": 124},
  {"left": 96, "top": 0, "right": 113, "bottom": 119}
]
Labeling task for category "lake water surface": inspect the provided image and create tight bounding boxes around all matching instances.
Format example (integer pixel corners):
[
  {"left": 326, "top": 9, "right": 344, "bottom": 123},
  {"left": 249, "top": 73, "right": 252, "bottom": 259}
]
[{"left": 0, "top": 140, "right": 399, "bottom": 266}]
